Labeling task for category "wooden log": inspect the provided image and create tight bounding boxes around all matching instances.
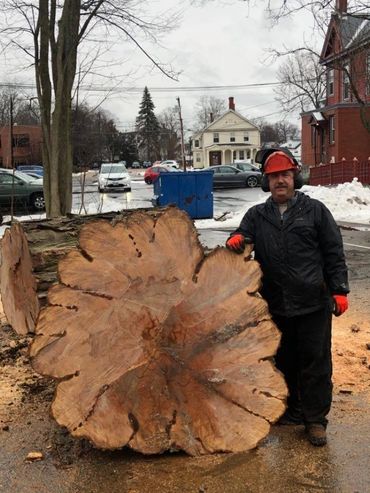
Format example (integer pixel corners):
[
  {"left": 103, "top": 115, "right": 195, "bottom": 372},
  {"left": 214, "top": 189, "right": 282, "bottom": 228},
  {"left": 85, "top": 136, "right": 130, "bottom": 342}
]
[
  {"left": 29, "top": 207, "right": 287, "bottom": 455},
  {"left": 0, "top": 209, "right": 157, "bottom": 334}
]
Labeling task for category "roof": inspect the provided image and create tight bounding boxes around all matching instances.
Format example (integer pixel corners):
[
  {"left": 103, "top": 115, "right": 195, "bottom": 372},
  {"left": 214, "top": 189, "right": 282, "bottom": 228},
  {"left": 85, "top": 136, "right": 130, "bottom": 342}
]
[
  {"left": 321, "top": 13, "right": 370, "bottom": 63},
  {"left": 194, "top": 109, "right": 259, "bottom": 136}
]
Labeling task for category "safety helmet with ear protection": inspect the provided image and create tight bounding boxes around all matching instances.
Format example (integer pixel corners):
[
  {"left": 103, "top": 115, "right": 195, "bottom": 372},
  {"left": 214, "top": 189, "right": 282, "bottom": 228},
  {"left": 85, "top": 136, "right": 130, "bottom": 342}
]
[{"left": 255, "top": 147, "right": 303, "bottom": 192}]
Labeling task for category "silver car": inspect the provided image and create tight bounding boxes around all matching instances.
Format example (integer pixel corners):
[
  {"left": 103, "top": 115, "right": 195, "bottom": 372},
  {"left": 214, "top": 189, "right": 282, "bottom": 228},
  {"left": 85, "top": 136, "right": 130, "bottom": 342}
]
[{"left": 98, "top": 163, "right": 131, "bottom": 192}]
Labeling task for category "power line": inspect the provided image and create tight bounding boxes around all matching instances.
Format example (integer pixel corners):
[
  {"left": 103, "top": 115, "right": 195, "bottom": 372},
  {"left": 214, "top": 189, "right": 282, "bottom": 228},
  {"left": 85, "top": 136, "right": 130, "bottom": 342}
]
[{"left": 0, "top": 81, "right": 282, "bottom": 94}]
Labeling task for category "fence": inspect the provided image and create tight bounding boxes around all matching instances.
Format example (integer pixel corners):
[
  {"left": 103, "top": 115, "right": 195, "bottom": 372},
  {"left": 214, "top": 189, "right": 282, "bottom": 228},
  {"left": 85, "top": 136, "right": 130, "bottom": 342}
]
[{"left": 309, "top": 159, "right": 370, "bottom": 186}]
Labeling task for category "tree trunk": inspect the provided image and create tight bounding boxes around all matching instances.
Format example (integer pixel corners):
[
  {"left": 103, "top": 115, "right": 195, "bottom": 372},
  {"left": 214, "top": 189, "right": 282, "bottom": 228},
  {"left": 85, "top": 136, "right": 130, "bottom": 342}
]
[
  {"left": 29, "top": 207, "right": 287, "bottom": 455},
  {"left": 35, "top": 0, "right": 81, "bottom": 218},
  {"left": 0, "top": 209, "right": 155, "bottom": 335}
]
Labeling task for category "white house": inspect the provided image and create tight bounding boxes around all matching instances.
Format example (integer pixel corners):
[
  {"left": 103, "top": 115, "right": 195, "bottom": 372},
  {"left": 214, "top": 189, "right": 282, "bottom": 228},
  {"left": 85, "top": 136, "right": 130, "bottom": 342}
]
[
  {"left": 280, "top": 139, "right": 301, "bottom": 163},
  {"left": 192, "top": 97, "right": 261, "bottom": 168}
]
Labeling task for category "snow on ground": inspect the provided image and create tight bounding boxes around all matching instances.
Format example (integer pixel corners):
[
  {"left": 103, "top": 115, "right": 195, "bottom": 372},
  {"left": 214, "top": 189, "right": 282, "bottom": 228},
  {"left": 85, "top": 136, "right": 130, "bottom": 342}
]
[{"left": 195, "top": 179, "right": 370, "bottom": 230}]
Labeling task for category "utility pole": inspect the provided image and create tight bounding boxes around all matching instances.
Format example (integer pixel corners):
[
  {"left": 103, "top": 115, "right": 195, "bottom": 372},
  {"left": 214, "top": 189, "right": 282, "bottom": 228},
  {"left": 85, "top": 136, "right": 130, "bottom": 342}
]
[
  {"left": 176, "top": 97, "right": 186, "bottom": 171},
  {"left": 9, "top": 95, "right": 15, "bottom": 222}
]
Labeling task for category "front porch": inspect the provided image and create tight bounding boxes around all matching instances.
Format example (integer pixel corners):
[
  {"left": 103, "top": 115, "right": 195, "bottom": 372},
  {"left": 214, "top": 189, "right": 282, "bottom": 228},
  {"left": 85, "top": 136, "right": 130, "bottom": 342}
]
[{"left": 206, "top": 145, "right": 259, "bottom": 166}]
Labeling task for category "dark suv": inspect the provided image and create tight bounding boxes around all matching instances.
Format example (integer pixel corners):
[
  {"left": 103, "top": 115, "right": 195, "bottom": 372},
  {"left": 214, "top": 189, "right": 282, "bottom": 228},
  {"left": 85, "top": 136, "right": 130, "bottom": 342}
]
[{"left": 0, "top": 169, "right": 45, "bottom": 222}]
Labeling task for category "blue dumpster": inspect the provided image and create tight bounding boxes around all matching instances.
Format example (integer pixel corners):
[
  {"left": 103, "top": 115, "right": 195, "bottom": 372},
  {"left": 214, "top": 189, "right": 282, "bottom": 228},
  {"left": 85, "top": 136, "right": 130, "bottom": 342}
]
[{"left": 153, "top": 171, "right": 213, "bottom": 219}]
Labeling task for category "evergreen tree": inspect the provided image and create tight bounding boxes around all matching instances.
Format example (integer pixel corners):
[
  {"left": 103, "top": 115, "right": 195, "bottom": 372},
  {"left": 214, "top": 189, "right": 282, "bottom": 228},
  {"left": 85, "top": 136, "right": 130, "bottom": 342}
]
[{"left": 136, "top": 87, "right": 161, "bottom": 162}]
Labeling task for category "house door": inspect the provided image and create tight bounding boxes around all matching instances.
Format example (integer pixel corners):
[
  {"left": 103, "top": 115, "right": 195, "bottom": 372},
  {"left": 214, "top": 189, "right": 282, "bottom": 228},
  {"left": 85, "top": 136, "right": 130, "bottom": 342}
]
[{"left": 209, "top": 151, "right": 221, "bottom": 166}]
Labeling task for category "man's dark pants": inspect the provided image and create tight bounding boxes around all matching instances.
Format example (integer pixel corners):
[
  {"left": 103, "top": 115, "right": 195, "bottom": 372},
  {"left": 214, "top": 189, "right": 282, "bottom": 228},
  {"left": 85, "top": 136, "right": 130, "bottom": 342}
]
[{"left": 273, "top": 305, "right": 333, "bottom": 427}]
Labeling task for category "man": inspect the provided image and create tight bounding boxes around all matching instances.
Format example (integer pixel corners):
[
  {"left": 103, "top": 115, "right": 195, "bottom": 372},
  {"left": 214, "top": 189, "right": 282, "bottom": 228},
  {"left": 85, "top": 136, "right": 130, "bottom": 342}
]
[{"left": 226, "top": 149, "right": 349, "bottom": 447}]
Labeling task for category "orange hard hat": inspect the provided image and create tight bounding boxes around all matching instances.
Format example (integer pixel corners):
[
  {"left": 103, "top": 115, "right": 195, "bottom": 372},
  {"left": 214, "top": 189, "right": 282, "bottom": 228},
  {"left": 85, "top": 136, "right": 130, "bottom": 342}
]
[{"left": 264, "top": 151, "right": 297, "bottom": 175}]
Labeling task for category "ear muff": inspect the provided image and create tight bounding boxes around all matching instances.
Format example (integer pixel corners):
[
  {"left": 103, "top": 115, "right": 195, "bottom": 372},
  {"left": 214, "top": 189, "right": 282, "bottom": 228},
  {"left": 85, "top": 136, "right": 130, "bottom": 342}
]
[
  {"left": 261, "top": 174, "right": 269, "bottom": 192},
  {"left": 294, "top": 172, "right": 303, "bottom": 190},
  {"left": 261, "top": 170, "right": 303, "bottom": 193}
]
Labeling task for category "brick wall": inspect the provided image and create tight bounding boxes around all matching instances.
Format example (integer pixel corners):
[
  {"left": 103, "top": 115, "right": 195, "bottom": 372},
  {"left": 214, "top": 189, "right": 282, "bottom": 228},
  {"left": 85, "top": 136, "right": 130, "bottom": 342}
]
[{"left": 0, "top": 125, "right": 42, "bottom": 168}]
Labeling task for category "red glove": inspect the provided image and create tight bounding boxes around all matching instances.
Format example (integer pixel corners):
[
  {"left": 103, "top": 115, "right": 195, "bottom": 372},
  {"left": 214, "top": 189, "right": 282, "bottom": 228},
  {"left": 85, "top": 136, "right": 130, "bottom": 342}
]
[
  {"left": 226, "top": 234, "right": 246, "bottom": 254},
  {"left": 333, "top": 294, "right": 348, "bottom": 316}
]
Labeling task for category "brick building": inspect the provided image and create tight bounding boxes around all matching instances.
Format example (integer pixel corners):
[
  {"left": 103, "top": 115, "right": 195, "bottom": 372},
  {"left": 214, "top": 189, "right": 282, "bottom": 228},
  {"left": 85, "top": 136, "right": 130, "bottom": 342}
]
[
  {"left": 301, "top": 0, "right": 370, "bottom": 166},
  {"left": 0, "top": 125, "right": 42, "bottom": 168}
]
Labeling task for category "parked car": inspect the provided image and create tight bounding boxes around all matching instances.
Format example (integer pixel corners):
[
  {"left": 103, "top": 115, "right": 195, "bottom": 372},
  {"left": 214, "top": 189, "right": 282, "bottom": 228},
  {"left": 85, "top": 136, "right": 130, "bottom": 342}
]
[
  {"left": 142, "top": 161, "right": 152, "bottom": 168},
  {"left": 131, "top": 161, "right": 141, "bottom": 169},
  {"left": 98, "top": 163, "right": 131, "bottom": 192},
  {"left": 0, "top": 168, "right": 45, "bottom": 215},
  {"left": 23, "top": 171, "right": 43, "bottom": 180},
  {"left": 160, "top": 160, "right": 179, "bottom": 169},
  {"left": 144, "top": 165, "right": 178, "bottom": 184},
  {"left": 233, "top": 162, "right": 261, "bottom": 173},
  {"left": 16, "top": 164, "right": 44, "bottom": 177},
  {"left": 205, "top": 164, "right": 262, "bottom": 188}
]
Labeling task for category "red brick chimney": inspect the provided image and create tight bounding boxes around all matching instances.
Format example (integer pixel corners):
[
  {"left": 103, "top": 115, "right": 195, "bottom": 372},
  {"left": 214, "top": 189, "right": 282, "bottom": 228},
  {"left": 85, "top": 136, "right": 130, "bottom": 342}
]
[
  {"left": 336, "top": 0, "right": 347, "bottom": 13},
  {"left": 228, "top": 97, "right": 235, "bottom": 111}
]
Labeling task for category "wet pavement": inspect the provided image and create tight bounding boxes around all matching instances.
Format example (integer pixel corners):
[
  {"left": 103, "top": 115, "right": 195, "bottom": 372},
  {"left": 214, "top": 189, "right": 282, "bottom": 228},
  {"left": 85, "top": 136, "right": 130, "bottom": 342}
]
[{"left": 1, "top": 390, "right": 369, "bottom": 493}]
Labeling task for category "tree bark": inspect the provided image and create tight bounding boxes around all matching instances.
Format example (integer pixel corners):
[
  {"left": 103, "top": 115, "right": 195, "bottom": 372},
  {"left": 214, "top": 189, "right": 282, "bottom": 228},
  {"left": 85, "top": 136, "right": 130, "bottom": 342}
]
[
  {"left": 28, "top": 207, "right": 287, "bottom": 455},
  {"left": 0, "top": 209, "right": 155, "bottom": 334},
  {"left": 35, "top": 0, "right": 81, "bottom": 217}
]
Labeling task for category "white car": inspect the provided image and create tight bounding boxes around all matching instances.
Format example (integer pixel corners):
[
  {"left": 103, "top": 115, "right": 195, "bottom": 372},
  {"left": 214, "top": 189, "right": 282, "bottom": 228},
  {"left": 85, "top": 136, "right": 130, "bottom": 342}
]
[
  {"left": 98, "top": 163, "right": 131, "bottom": 192},
  {"left": 160, "top": 160, "right": 179, "bottom": 169}
]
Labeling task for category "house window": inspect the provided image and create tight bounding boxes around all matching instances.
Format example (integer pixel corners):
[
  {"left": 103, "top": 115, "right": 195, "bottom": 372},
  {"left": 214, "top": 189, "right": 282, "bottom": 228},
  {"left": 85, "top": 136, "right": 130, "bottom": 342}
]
[
  {"left": 327, "top": 69, "right": 334, "bottom": 96},
  {"left": 247, "top": 150, "right": 251, "bottom": 159},
  {"left": 239, "top": 150, "right": 245, "bottom": 160},
  {"left": 194, "top": 139, "right": 199, "bottom": 148},
  {"left": 329, "top": 116, "right": 335, "bottom": 144},
  {"left": 196, "top": 155, "right": 201, "bottom": 163},
  {"left": 233, "top": 150, "right": 237, "bottom": 160},
  {"left": 12, "top": 134, "right": 30, "bottom": 148},
  {"left": 342, "top": 64, "right": 350, "bottom": 100},
  {"left": 213, "top": 133, "right": 219, "bottom": 143},
  {"left": 243, "top": 132, "right": 249, "bottom": 142},
  {"left": 230, "top": 132, "right": 235, "bottom": 143},
  {"left": 311, "top": 125, "right": 316, "bottom": 148}
]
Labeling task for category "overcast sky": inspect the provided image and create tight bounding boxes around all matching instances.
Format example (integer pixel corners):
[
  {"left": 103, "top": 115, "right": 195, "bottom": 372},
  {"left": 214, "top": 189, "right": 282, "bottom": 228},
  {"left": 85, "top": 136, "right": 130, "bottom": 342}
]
[{"left": 2, "top": 1, "right": 321, "bottom": 135}]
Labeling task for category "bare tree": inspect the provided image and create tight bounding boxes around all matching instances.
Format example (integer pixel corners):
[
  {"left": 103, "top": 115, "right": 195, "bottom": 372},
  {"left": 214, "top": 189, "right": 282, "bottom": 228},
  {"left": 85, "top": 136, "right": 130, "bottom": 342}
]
[
  {"left": 194, "top": 96, "right": 227, "bottom": 131},
  {"left": 0, "top": 88, "right": 40, "bottom": 126},
  {"left": 275, "top": 50, "right": 327, "bottom": 113},
  {"left": 251, "top": 117, "right": 300, "bottom": 145},
  {"left": 0, "top": 2, "right": 179, "bottom": 217},
  {"left": 158, "top": 106, "right": 181, "bottom": 160},
  {"left": 265, "top": 1, "right": 369, "bottom": 25}
]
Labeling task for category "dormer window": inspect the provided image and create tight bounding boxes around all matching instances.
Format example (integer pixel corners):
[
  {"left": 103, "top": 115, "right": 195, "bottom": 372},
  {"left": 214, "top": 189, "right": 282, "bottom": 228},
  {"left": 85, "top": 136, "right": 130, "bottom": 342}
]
[
  {"left": 194, "top": 139, "right": 199, "bottom": 148},
  {"left": 327, "top": 69, "right": 334, "bottom": 96}
]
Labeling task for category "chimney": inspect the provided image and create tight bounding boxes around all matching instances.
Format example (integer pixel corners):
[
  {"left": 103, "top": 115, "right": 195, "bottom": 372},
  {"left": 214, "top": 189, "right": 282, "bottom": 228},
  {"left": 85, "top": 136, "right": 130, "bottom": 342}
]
[
  {"left": 210, "top": 112, "right": 214, "bottom": 123},
  {"left": 336, "top": 0, "right": 347, "bottom": 13},
  {"left": 228, "top": 97, "right": 235, "bottom": 111}
]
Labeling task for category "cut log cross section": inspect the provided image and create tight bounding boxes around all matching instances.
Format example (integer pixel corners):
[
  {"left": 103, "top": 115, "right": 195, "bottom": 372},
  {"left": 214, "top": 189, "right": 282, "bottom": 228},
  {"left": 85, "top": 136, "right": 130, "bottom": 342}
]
[{"left": 29, "top": 207, "right": 287, "bottom": 455}]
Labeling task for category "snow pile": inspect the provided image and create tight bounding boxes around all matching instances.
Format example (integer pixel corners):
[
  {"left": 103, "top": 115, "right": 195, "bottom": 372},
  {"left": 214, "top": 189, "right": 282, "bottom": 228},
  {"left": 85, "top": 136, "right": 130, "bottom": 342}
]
[
  {"left": 196, "top": 179, "right": 370, "bottom": 230},
  {"left": 301, "top": 179, "right": 370, "bottom": 224}
]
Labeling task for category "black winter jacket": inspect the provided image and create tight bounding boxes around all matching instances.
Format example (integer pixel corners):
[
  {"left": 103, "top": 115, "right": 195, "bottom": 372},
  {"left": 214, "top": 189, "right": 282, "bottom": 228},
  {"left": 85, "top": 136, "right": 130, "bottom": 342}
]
[{"left": 232, "top": 192, "right": 349, "bottom": 317}]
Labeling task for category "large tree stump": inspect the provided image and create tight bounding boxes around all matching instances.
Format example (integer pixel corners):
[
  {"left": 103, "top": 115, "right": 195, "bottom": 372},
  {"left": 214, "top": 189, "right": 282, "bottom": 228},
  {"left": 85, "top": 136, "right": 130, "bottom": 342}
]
[
  {"left": 0, "top": 210, "right": 156, "bottom": 334},
  {"left": 30, "top": 207, "right": 287, "bottom": 455}
]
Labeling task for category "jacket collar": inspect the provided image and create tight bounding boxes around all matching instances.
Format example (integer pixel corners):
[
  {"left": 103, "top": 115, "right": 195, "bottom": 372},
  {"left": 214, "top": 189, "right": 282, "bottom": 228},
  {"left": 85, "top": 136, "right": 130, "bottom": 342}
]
[{"left": 258, "top": 192, "right": 313, "bottom": 229}]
